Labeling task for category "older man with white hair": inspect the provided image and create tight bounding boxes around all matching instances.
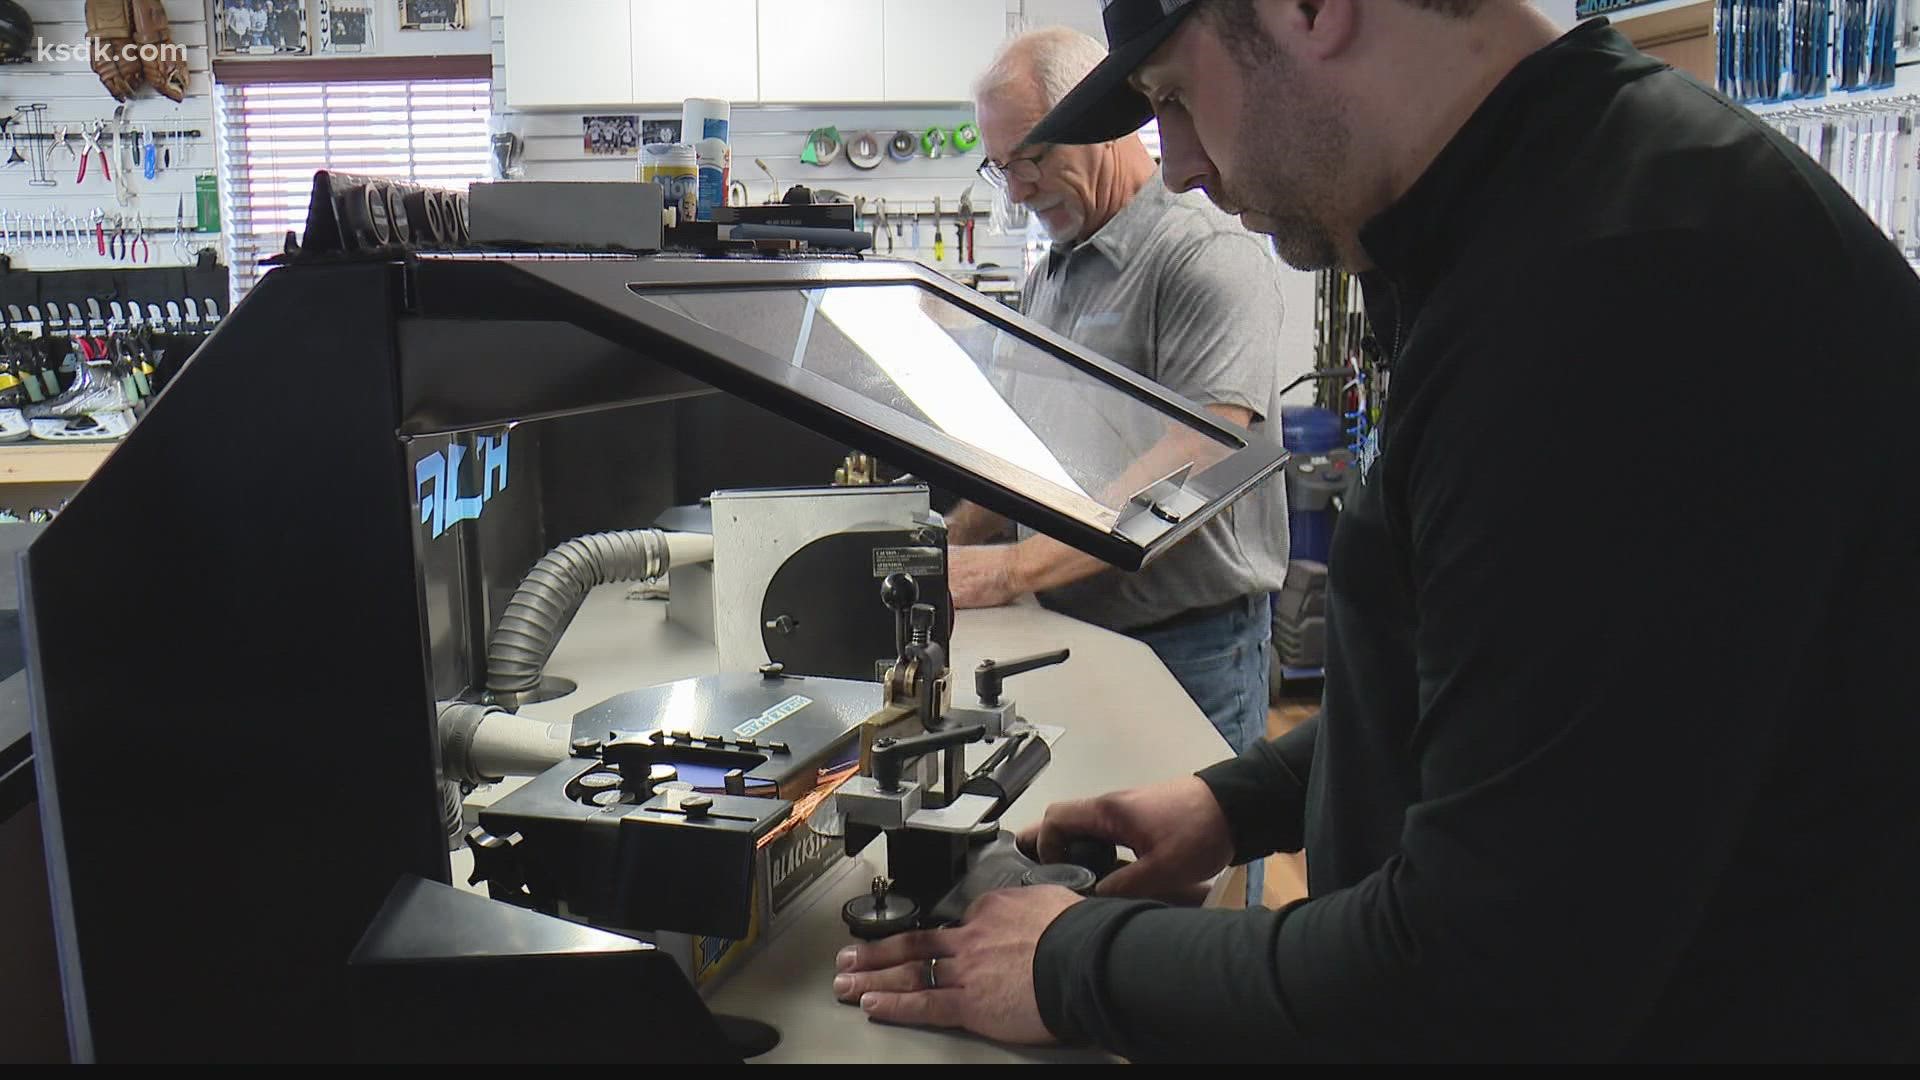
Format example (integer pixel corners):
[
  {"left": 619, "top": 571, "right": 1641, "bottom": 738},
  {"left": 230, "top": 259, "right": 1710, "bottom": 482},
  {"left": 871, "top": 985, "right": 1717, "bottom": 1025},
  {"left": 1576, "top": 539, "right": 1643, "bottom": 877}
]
[{"left": 945, "top": 32, "right": 1296, "bottom": 892}]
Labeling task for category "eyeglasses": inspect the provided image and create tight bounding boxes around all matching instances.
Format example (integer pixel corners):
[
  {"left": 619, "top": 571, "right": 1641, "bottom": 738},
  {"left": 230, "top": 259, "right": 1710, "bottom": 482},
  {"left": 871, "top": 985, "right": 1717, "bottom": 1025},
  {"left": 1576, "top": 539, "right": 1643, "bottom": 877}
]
[{"left": 977, "top": 144, "right": 1054, "bottom": 189}]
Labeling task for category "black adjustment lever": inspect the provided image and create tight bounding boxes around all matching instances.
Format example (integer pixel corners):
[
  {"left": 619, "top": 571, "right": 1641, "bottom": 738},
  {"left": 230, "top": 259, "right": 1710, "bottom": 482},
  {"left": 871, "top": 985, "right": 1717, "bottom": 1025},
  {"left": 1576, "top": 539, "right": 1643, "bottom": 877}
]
[
  {"left": 880, "top": 572, "right": 919, "bottom": 655},
  {"left": 908, "top": 602, "right": 936, "bottom": 645},
  {"left": 871, "top": 724, "right": 986, "bottom": 792},
  {"left": 975, "top": 649, "right": 1071, "bottom": 707},
  {"left": 464, "top": 827, "right": 529, "bottom": 901}
]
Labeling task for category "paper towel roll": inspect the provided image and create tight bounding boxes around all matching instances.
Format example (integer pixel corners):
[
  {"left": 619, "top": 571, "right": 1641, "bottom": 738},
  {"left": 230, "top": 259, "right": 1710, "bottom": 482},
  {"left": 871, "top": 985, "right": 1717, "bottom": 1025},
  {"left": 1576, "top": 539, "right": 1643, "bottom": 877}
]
[{"left": 682, "top": 97, "right": 732, "bottom": 221}]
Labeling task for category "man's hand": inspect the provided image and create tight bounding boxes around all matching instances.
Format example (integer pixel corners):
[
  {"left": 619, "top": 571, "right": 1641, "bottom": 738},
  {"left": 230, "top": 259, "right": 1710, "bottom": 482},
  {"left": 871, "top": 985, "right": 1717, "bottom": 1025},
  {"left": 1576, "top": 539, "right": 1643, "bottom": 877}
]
[
  {"left": 832, "top": 886, "right": 1084, "bottom": 1045},
  {"left": 949, "top": 534, "right": 1116, "bottom": 610},
  {"left": 1020, "top": 777, "right": 1237, "bottom": 904},
  {"left": 945, "top": 500, "right": 1014, "bottom": 545},
  {"left": 949, "top": 545, "right": 1020, "bottom": 609}
]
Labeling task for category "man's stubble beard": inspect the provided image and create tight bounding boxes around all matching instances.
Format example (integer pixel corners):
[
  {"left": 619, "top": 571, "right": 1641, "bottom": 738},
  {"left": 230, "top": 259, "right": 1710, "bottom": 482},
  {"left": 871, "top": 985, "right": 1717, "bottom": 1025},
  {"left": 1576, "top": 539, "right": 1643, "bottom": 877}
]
[{"left": 1221, "top": 56, "right": 1350, "bottom": 272}]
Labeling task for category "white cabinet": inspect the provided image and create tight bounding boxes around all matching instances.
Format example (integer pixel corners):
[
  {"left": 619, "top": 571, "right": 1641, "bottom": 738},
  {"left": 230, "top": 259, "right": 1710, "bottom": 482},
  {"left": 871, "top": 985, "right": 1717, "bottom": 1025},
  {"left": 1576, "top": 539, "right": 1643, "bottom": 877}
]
[
  {"left": 631, "top": 0, "right": 760, "bottom": 104},
  {"left": 503, "top": 0, "right": 634, "bottom": 109},
  {"left": 758, "top": 0, "right": 886, "bottom": 103},
  {"left": 502, "top": 0, "right": 1004, "bottom": 109},
  {"left": 882, "top": 0, "right": 1007, "bottom": 102}
]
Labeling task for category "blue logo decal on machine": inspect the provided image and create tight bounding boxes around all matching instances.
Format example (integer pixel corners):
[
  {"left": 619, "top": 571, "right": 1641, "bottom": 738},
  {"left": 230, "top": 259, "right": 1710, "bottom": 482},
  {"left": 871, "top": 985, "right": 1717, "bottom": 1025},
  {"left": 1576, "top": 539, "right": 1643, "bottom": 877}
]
[
  {"left": 696, "top": 934, "right": 736, "bottom": 974},
  {"left": 416, "top": 432, "right": 510, "bottom": 539},
  {"left": 735, "top": 695, "right": 811, "bottom": 739}
]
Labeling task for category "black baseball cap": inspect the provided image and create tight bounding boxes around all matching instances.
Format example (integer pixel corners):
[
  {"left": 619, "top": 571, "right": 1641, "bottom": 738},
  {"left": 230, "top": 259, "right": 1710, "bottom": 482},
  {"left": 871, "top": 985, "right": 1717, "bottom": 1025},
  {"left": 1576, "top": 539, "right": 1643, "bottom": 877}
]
[{"left": 1024, "top": 0, "right": 1202, "bottom": 147}]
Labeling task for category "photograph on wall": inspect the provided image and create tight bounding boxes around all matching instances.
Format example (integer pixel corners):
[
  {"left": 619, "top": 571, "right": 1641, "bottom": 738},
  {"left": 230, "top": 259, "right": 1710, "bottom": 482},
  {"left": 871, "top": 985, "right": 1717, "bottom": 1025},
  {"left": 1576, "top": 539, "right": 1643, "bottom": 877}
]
[
  {"left": 584, "top": 115, "right": 642, "bottom": 156},
  {"left": 641, "top": 120, "right": 682, "bottom": 146},
  {"left": 319, "top": 0, "right": 375, "bottom": 54},
  {"left": 399, "top": 0, "right": 468, "bottom": 31},
  {"left": 214, "top": 0, "right": 312, "bottom": 56}
]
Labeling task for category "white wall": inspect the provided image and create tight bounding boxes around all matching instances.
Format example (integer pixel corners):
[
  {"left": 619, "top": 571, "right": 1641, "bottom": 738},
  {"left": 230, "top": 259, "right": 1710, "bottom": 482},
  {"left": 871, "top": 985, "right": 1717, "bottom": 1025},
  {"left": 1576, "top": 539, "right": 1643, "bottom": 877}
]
[
  {"left": 1270, "top": 251, "right": 1320, "bottom": 408},
  {"left": 1017, "top": 0, "right": 1105, "bottom": 40},
  {"left": 1537, "top": 0, "right": 1581, "bottom": 28},
  {"left": 353, "top": 0, "right": 493, "bottom": 57}
]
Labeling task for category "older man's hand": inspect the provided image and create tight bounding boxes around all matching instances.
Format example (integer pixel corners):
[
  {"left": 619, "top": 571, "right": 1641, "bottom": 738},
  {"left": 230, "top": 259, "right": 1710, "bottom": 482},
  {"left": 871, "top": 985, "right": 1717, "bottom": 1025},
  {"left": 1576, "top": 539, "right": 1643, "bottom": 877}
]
[
  {"left": 831, "top": 885, "right": 1085, "bottom": 1045},
  {"left": 948, "top": 545, "right": 1021, "bottom": 610}
]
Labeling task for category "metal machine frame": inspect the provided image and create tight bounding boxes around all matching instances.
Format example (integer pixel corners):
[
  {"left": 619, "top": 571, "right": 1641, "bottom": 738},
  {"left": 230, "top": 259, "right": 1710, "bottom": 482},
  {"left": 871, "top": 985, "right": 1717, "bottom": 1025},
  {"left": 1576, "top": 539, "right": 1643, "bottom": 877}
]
[
  {"left": 19, "top": 248, "right": 1289, "bottom": 1062},
  {"left": 404, "top": 256, "right": 1284, "bottom": 571}
]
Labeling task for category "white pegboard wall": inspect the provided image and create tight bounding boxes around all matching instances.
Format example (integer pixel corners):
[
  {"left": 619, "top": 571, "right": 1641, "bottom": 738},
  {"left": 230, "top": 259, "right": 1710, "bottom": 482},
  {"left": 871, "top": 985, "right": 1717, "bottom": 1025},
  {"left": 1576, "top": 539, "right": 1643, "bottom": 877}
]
[
  {"left": 0, "top": 1, "right": 218, "bottom": 273},
  {"left": 485, "top": 1, "right": 1038, "bottom": 282}
]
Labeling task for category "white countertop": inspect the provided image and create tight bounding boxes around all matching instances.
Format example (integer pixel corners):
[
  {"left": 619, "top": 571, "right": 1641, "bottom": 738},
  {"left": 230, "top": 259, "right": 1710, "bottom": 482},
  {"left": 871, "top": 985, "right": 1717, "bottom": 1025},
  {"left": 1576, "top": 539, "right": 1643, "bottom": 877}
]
[{"left": 456, "top": 584, "right": 1238, "bottom": 1064}]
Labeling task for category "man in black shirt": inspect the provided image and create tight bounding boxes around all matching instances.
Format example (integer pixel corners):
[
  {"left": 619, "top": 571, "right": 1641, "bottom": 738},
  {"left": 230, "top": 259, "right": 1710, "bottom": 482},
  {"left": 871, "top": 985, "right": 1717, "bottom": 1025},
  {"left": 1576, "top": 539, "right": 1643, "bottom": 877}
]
[{"left": 832, "top": 0, "right": 1920, "bottom": 1061}]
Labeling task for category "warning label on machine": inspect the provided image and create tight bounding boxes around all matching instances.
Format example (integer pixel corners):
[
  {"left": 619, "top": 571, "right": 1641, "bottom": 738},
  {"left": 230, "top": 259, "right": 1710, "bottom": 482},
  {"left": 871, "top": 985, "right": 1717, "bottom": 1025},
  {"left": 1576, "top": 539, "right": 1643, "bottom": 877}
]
[
  {"left": 872, "top": 546, "right": 944, "bottom": 578},
  {"left": 734, "top": 695, "right": 811, "bottom": 739}
]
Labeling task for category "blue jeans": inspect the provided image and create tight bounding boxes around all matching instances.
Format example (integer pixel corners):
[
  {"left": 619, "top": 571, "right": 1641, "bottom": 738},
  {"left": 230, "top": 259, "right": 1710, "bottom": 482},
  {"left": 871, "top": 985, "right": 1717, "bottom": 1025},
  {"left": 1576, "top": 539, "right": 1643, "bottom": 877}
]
[{"left": 1131, "top": 592, "right": 1274, "bottom": 907}]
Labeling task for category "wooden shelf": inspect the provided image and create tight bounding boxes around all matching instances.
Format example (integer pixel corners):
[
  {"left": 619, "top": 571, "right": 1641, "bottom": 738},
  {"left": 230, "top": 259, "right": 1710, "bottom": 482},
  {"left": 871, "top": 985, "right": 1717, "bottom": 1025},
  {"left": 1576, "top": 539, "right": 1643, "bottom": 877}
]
[
  {"left": 0, "top": 443, "right": 116, "bottom": 485},
  {"left": 1592, "top": 0, "right": 1710, "bottom": 23},
  {"left": 1596, "top": 0, "right": 1715, "bottom": 47}
]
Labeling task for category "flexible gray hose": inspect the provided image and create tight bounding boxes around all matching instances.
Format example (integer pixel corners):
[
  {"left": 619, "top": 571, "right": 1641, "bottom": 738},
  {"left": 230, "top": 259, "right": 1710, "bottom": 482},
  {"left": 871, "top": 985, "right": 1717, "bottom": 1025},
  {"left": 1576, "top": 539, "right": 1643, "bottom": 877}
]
[
  {"left": 484, "top": 530, "right": 669, "bottom": 696},
  {"left": 438, "top": 700, "right": 570, "bottom": 786},
  {"left": 439, "top": 778, "right": 464, "bottom": 851},
  {"left": 436, "top": 701, "right": 572, "bottom": 848}
]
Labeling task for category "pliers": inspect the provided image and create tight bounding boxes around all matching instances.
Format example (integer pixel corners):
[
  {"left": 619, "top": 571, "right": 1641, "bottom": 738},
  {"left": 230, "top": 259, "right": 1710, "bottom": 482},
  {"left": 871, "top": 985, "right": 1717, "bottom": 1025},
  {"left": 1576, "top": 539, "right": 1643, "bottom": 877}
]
[
  {"left": 77, "top": 122, "right": 111, "bottom": 184},
  {"left": 108, "top": 219, "right": 150, "bottom": 264}
]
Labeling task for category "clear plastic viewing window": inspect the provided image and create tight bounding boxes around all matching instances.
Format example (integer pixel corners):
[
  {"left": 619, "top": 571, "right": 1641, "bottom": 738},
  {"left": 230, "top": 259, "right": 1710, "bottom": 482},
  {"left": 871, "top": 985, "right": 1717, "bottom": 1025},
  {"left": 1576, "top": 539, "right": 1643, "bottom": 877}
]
[{"left": 636, "top": 282, "right": 1240, "bottom": 529}]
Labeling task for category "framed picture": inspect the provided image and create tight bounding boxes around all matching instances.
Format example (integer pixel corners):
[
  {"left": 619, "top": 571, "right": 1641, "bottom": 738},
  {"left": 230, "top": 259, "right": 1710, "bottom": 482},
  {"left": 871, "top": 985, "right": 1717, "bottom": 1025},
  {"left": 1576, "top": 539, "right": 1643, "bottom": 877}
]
[
  {"left": 584, "top": 115, "right": 641, "bottom": 156},
  {"left": 213, "top": 0, "right": 311, "bottom": 56},
  {"left": 399, "top": 0, "right": 468, "bottom": 31},
  {"left": 641, "top": 120, "right": 682, "bottom": 146},
  {"left": 319, "top": 0, "right": 375, "bottom": 54}
]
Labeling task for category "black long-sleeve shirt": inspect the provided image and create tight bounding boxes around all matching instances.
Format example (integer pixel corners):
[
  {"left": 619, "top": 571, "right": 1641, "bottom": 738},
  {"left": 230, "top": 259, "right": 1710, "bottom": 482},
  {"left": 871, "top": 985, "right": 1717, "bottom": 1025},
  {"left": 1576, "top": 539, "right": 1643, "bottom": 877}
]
[{"left": 1033, "top": 19, "right": 1920, "bottom": 1062}]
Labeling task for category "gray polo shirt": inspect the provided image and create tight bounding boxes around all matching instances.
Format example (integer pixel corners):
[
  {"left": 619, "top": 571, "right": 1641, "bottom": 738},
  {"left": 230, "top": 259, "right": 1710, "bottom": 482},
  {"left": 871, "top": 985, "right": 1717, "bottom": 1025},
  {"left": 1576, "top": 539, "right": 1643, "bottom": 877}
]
[{"left": 1012, "top": 171, "right": 1291, "bottom": 634}]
